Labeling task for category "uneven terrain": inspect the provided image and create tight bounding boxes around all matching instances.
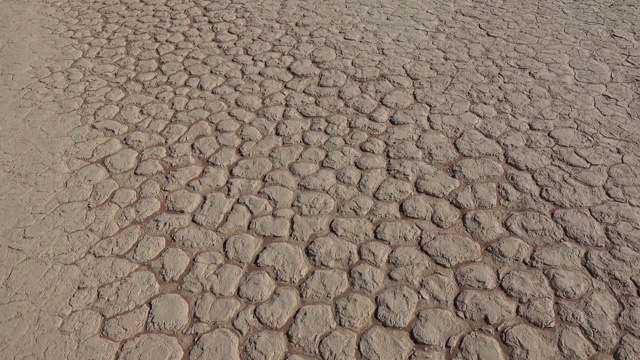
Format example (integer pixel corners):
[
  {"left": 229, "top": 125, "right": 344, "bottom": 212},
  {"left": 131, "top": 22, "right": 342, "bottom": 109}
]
[{"left": 1, "top": 0, "right": 640, "bottom": 359}]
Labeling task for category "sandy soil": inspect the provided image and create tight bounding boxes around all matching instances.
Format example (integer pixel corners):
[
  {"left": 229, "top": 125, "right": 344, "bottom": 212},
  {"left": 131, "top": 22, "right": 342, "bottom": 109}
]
[{"left": 1, "top": 0, "right": 639, "bottom": 359}]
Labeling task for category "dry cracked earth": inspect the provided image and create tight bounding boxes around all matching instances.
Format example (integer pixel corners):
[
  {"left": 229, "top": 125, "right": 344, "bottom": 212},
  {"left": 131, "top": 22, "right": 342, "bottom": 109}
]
[{"left": 1, "top": 0, "right": 640, "bottom": 359}]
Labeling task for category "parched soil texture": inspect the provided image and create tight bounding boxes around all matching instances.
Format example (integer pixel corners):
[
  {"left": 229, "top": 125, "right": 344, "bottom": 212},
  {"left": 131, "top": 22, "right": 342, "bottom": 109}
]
[{"left": 1, "top": 0, "right": 640, "bottom": 359}]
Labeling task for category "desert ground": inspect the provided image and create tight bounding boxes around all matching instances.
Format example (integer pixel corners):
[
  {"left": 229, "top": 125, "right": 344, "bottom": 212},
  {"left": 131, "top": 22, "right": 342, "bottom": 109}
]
[{"left": 1, "top": 0, "right": 639, "bottom": 359}]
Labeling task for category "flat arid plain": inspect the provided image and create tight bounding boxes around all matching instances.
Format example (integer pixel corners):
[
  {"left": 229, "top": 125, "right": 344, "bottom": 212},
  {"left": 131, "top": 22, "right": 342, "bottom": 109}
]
[{"left": 1, "top": 0, "right": 639, "bottom": 359}]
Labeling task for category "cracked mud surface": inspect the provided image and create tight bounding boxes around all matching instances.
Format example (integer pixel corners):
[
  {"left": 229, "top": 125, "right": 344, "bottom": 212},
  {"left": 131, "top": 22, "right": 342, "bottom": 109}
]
[{"left": 1, "top": 0, "right": 640, "bottom": 359}]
